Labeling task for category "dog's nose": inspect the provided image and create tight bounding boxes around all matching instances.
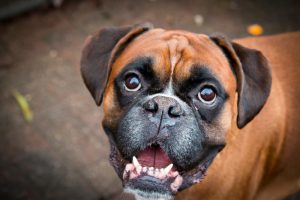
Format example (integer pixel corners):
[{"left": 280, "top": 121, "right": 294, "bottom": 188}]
[{"left": 143, "top": 96, "right": 184, "bottom": 117}]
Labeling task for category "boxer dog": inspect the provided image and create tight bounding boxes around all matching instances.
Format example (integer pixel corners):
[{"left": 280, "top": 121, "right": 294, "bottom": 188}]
[{"left": 80, "top": 23, "right": 300, "bottom": 200}]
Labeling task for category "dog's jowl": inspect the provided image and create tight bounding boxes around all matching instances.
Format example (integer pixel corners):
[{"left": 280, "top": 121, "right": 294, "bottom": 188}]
[{"left": 80, "top": 24, "right": 300, "bottom": 200}]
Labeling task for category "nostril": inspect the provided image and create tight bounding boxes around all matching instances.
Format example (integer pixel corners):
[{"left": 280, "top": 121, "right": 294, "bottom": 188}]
[
  {"left": 143, "top": 99, "right": 158, "bottom": 113},
  {"left": 168, "top": 105, "right": 183, "bottom": 117}
]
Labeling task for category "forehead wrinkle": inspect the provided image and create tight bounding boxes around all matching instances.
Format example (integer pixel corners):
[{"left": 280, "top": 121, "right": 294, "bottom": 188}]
[
  {"left": 151, "top": 40, "right": 171, "bottom": 81},
  {"left": 172, "top": 35, "right": 236, "bottom": 93},
  {"left": 167, "top": 35, "right": 189, "bottom": 76},
  {"left": 173, "top": 47, "right": 197, "bottom": 81}
]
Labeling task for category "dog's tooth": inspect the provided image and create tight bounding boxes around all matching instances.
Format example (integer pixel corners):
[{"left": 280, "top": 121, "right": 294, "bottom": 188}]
[
  {"left": 154, "top": 168, "right": 159, "bottom": 176},
  {"left": 132, "top": 156, "right": 140, "bottom": 168},
  {"left": 170, "top": 175, "right": 183, "bottom": 192},
  {"left": 123, "top": 164, "right": 134, "bottom": 180},
  {"left": 148, "top": 168, "right": 154, "bottom": 176},
  {"left": 147, "top": 167, "right": 154, "bottom": 176},
  {"left": 125, "top": 163, "right": 134, "bottom": 172},
  {"left": 159, "top": 168, "right": 166, "bottom": 178},
  {"left": 136, "top": 166, "right": 142, "bottom": 175},
  {"left": 142, "top": 167, "right": 147, "bottom": 173},
  {"left": 163, "top": 164, "right": 173, "bottom": 175},
  {"left": 157, "top": 172, "right": 164, "bottom": 179}
]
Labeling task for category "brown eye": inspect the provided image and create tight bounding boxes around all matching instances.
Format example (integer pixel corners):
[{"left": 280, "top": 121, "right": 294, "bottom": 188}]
[
  {"left": 124, "top": 74, "right": 141, "bottom": 91},
  {"left": 198, "top": 86, "right": 216, "bottom": 104}
]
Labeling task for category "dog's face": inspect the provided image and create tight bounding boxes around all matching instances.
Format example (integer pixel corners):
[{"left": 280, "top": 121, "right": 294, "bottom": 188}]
[{"left": 81, "top": 24, "right": 271, "bottom": 199}]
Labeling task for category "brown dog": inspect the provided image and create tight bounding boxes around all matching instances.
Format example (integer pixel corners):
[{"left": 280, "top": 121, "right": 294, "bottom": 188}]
[{"left": 80, "top": 23, "right": 300, "bottom": 200}]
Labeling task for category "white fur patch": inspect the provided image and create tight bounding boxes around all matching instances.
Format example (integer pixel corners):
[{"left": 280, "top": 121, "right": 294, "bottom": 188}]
[{"left": 124, "top": 187, "right": 174, "bottom": 200}]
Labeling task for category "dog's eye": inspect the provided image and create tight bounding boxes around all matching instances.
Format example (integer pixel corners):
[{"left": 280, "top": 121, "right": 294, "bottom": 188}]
[
  {"left": 124, "top": 74, "right": 141, "bottom": 91},
  {"left": 198, "top": 86, "right": 216, "bottom": 104}
]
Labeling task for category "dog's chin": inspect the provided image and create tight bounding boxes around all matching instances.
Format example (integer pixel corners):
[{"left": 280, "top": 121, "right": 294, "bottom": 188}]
[{"left": 109, "top": 139, "right": 222, "bottom": 200}]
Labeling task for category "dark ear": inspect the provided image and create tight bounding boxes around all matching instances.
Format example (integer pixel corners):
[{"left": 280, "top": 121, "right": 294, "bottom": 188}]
[
  {"left": 80, "top": 23, "right": 153, "bottom": 105},
  {"left": 210, "top": 33, "right": 272, "bottom": 128}
]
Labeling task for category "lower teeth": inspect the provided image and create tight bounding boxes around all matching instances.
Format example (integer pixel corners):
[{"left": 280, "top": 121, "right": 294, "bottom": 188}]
[
  {"left": 123, "top": 161, "right": 178, "bottom": 180},
  {"left": 123, "top": 162, "right": 183, "bottom": 192}
]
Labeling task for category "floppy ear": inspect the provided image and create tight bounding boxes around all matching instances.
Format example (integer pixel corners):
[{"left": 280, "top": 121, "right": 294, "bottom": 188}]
[
  {"left": 80, "top": 23, "right": 153, "bottom": 105},
  {"left": 210, "top": 33, "right": 272, "bottom": 128}
]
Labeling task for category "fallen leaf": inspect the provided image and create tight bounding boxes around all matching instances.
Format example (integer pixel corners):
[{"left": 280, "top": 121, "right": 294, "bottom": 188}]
[
  {"left": 12, "top": 90, "right": 33, "bottom": 122},
  {"left": 247, "top": 24, "right": 264, "bottom": 36}
]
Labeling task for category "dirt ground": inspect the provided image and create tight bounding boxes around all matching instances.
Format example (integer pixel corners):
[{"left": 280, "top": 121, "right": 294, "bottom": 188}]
[{"left": 0, "top": 0, "right": 299, "bottom": 200}]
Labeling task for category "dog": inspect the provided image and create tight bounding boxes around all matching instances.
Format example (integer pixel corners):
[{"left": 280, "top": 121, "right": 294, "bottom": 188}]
[{"left": 80, "top": 23, "right": 300, "bottom": 200}]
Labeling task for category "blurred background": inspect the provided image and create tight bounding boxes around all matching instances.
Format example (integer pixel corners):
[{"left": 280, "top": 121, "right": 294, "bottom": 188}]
[{"left": 0, "top": 0, "right": 299, "bottom": 200}]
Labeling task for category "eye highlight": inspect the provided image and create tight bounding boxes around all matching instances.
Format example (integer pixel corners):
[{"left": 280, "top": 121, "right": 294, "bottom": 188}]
[
  {"left": 198, "top": 86, "right": 216, "bottom": 104},
  {"left": 124, "top": 73, "right": 141, "bottom": 91}
]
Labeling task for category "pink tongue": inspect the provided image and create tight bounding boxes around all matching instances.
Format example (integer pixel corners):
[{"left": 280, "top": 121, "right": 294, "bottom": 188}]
[{"left": 137, "top": 146, "right": 172, "bottom": 168}]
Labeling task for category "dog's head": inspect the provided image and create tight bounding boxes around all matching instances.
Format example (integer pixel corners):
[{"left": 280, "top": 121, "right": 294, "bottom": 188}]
[{"left": 80, "top": 23, "right": 271, "bottom": 199}]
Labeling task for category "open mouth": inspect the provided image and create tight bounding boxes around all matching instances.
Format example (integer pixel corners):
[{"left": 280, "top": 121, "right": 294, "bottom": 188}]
[
  {"left": 122, "top": 144, "right": 183, "bottom": 193},
  {"left": 109, "top": 137, "right": 223, "bottom": 198},
  {"left": 136, "top": 144, "right": 173, "bottom": 169}
]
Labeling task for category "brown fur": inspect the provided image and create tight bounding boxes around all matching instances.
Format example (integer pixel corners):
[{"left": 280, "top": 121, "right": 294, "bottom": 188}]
[
  {"left": 176, "top": 32, "right": 300, "bottom": 200},
  {"left": 81, "top": 26, "right": 300, "bottom": 199},
  {"left": 106, "top": 31, "right": 300, "bottom": 199}
]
